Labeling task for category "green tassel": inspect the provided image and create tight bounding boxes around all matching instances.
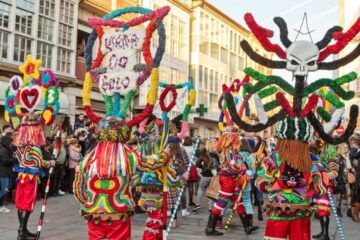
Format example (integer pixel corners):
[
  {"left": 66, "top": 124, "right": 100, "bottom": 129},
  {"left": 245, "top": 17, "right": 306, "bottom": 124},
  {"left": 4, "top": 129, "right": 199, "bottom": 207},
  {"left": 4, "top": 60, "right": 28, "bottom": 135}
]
[
  {"left": 258, "top": 86, "right": 278, "bottom": 99},
  {"left": 316, "top": 107, "right": 331, "bottom": 122},
  {"left": 244, "top": 67, "right": 268, "bottom": 82},
  {"left": 334, "top": 72, "right": 357, "bottom": 85},
  {"left": 182, "top": 104, "right": 192, "bottom": 121},
  {"left": 264, "top": 99, "right": 280, "bottom": 112},
  {"left": 104, "top": 95, "right": 114, "bottom": 116},
  {"left": 119, "top": 90, "right": 137, "bottom": 119},
  {"left": 324, "top": 92, "right": 345, "bottom": 109},
  {"left": 244, "top": 76, "right": 295, "bottom": 96},
  {"left": 303, "top": 78, "right": 355, "bottom": 100}
]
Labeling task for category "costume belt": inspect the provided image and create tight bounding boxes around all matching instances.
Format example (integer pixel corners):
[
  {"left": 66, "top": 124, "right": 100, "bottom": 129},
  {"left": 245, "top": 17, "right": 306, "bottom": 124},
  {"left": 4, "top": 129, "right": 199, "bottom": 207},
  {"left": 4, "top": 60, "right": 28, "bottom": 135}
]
[
  {"left": 266, "top": 203, "right": 316, "bottom": 217},
  {"left": 14, "top": 165, "right": 45, "bottom": 177},
  {"left": 82, "top": 211, "right": 133, "bottom": 224}
]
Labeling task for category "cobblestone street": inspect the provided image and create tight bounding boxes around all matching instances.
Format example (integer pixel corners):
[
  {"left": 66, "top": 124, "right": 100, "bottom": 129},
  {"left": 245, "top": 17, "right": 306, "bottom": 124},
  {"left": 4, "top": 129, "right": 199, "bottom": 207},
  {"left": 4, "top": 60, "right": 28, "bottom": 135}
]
[{"left": 0, "top": 194, "right": 359, "bottom": 239}]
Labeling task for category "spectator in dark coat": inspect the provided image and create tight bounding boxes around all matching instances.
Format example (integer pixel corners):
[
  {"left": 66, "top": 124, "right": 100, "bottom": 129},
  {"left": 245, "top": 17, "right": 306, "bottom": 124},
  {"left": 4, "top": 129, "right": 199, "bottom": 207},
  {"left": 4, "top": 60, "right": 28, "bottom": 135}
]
[
  {"left": 74, "top": 114, "right": 85, "bottom": 131},
  {"left": 0, "top": 133, "right": 15, "bottom": 213}
]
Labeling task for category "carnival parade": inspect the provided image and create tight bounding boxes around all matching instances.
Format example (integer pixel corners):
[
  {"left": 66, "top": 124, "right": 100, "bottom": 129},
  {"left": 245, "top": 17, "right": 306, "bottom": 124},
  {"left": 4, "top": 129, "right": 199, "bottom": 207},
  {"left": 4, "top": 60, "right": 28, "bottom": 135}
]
[{"left": 0, "top": 0, "right": 359, "bottom": 240}]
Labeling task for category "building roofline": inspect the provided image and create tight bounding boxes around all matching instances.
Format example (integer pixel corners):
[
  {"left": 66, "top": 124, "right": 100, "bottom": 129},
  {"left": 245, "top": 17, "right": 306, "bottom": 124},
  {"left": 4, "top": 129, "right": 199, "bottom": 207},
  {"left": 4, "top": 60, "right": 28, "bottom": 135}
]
[
  {"left": 197, "top": 0, "right": 250, "bottom": 35},
  {"left": 169, "top": 0, "right": 192, "bottom": 13}
]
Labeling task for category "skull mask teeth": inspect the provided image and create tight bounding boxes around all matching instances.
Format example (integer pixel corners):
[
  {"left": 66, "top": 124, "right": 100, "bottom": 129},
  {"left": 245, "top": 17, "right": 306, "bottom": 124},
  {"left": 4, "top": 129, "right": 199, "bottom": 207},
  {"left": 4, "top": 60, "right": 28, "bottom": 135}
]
[{"left": 286, "top": 41, "right": 319, "bottom": 77}]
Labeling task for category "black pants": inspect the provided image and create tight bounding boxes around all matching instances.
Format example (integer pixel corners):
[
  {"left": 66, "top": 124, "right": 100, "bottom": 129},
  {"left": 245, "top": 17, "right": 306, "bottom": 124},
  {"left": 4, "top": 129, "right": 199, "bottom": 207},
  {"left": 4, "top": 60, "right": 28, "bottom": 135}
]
[
  {"left": 68, "top": 168, "right": 76, "bottom": 193},
  {"left": 52, "top": 164, "right": 65, "bottom": 194}
]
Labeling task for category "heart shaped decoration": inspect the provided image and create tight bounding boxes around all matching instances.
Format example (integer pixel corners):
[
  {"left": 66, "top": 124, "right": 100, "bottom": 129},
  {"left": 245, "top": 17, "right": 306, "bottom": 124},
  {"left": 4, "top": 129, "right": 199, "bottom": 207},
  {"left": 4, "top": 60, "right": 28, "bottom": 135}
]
[{"left": 20, "top": 87, "right": 40, "bottom": 110}]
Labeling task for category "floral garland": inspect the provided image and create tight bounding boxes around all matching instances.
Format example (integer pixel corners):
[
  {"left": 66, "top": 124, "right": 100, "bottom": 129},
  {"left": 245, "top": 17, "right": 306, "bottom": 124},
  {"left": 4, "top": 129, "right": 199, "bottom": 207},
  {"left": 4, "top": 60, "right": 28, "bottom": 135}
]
[{"left": 4, "top": 55, "right": 60, "bottom": 130}]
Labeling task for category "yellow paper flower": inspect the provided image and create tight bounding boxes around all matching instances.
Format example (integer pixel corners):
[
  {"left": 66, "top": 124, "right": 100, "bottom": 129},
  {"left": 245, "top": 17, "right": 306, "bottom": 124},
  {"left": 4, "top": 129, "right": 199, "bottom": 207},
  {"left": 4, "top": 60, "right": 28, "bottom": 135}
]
[{"left": 19, "top": 55, "right": 42, "bottom": 84}]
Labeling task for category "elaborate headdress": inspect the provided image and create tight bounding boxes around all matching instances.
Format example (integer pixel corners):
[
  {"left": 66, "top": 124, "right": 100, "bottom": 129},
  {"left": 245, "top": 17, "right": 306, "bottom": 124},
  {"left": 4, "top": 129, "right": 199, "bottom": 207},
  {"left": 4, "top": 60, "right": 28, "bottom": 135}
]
[
  {"left": 224, "top": 13, "right": 360, "bottom": 171},
  {"left": 4, "top": 55, "right": 60, "bottom": 146}
]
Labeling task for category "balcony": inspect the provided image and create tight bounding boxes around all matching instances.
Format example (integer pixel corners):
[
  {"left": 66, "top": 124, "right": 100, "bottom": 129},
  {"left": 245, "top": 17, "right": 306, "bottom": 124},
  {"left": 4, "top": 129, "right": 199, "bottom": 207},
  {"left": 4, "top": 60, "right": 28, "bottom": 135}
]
[
  {"left": 80, "top": 0, "right": 140, "bottom": 16},
  {"left": 79, "top": 0, "right": 112, "bottom": 15},
  {"left": 75, "top": 56, "right": 86, "bottom": 81}
]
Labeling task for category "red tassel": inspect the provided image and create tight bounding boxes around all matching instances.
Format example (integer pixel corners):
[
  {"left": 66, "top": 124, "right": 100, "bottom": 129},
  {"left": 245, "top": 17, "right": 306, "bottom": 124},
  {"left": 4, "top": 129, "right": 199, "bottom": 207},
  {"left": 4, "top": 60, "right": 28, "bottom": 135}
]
[
  {"left": 127, "top": 104, "right": 154, "bottom": 128},
  {"left": 244, "top": 13, "right": 286, "bottom": 59},
  {"left": 222, "top": 83, "right": 230, "bottom": 93},
  {"left": 301, "top": 94, "right": 319, "bottom": 118},
  {"left": 84, "top": 105, "right": 101, "bottom": 123},
  {"left": 142, "top": 20, "right": 156, "bottom": 66},
  {"left": 159, "top": 86, "right": 177, "bottom": 112},
  {"left": 319, "top": 17, "right": 360, "bottom": 62},
  {"left": 276, "top": 92, "right": 296, "bottom": 117},
  {"left": 91, "top": 26, "right": 105, "bottom": 69},
  {"left": 13, "top": 125, "right": 46, "bottom": 147}
]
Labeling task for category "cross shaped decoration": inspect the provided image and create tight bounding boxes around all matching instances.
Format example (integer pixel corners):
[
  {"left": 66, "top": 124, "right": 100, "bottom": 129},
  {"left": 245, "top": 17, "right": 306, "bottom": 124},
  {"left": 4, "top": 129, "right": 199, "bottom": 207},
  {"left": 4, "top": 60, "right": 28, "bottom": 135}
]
[{"left": 196, "top": 104, "right": 208, "bottom": 117}]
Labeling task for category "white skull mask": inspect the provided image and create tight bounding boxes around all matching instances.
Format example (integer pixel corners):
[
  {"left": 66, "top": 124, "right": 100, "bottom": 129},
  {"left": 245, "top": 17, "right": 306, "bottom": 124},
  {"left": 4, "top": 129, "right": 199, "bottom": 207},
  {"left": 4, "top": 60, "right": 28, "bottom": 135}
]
[{"left": 286, "top": 41, "right": 319, "bottom": 76}]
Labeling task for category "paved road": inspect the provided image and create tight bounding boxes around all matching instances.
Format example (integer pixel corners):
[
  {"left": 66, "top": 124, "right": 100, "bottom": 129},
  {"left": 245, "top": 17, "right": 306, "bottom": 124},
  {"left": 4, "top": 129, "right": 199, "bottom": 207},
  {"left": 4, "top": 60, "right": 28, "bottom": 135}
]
[{"left": 0, "top": 194, "right": 358, "bottom": 239}]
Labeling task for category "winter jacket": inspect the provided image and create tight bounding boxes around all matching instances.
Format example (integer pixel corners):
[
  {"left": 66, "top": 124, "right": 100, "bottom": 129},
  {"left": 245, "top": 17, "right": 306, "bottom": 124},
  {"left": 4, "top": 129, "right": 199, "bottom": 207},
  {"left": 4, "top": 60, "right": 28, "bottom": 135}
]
[
  {"left": 68, "top": 145, "right": 82, "bottom": 169},
  {"left": 0, "top": 134, "right": 15, "bottom": 177}
]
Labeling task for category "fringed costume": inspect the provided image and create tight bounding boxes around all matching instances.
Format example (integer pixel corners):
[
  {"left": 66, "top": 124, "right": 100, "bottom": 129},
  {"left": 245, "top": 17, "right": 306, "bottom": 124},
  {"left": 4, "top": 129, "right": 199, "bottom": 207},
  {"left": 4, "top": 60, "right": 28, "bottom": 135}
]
[
  {"left": 222, "top": 13, "right": 360, "bottom": 240},
  {"left": 311, "top": 145, "right": 339, "bottom": 240},
  {"left": 137, "top": 132, "right": 182, "bottom": 240},
  {"left": 4, "top": 55, "right": 61, "bottom": 240},
  {"left": 205, "top": 129, "right": 258, "bottom": 235},
  {"left": 136, "top": 76, "right": 195, "bottom": 239},
  {"left": 73, "top": 6, "right": 169, "bottom": 240}
]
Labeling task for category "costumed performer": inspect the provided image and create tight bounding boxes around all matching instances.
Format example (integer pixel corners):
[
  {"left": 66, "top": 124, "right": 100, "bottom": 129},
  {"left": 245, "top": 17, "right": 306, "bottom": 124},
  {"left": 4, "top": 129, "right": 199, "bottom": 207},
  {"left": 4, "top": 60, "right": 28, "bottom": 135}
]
[
  {"left": 73, "top": 6, "right": 169, "bottom": 240},
  {"left": 4, "top": 55, "right": 60, "bottom": 240}
]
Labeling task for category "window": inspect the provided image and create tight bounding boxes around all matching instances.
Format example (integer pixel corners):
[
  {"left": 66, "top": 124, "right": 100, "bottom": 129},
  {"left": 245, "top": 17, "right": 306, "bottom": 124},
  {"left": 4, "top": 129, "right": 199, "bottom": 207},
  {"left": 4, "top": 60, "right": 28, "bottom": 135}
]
[
  {"left": 230, "top": 53, "right": 236, "bottom": 70},
  {"left": 179, "top": 20, "right": 186, "bottom": 60},
  {"left": 210, "top": 94, "right": 217, "bottom": 109},
  {"left": 204, "top": 67, "right": 208, "bottom": 90},
  {"left": 60, "top": 0, "right": 74, "bottom": 26},
  {"left": 170, "top": 15, "right": 179, "bottom": 58},
  {"left": 221, "top": 47, "right": 228, "bottom": 64},
  {"left": 238, "top": 36, "right": 243, "bottom": 55},
  {"left": 190, "top": 65, "right": 195, "bottom": 85},
  {"left": 37, "top": 42, "right": 52, "bottom": 68},
  {"left": 238, "top": 56, "right": 245, "bottom": 70},
  {"left": 0, "top": 2, "right": 11, "bottom": 29},
  {"left": 13, "top": 35, "right": 32, "bottom": 62},
  {"left": 16, "top": 0, "right": 35, "bottom": 12},
  {"left": 210, "top": 43, "right": 219, "bottom": 59},
  {"left": 0, "top": 30, "right": 9, "bottom": 59},
  {"left": 200, "top": 36, "right": 209, "bottom": 54},
  {"left": 39, "top": 0, "right": 55, "bottom": 18},
  {"left": 215, "top": 72, "right": 218, "bottom": 92},
  {"left": 38, "top": 16, "right": 54, "bottom": 41},
  {"left": 210, "top": 70, "right": 214, "bottom": 91},
  {"left": 198, "top": 90, "right": 208, "bottom": 107},
  {"left": 170, "top": 68, "right": 177, "bottom": 84},
  {"left": 15, "top": 9, "right": 33, "bottom": 36},
  {"left": 57, "top": 48, "right": 71, "bottom": 73},
  {"left": 58, "top": 23, "right": 72, "bottom": 47},
  {"left": 199, "top": 65, "right": 203, "bottom": 88}
]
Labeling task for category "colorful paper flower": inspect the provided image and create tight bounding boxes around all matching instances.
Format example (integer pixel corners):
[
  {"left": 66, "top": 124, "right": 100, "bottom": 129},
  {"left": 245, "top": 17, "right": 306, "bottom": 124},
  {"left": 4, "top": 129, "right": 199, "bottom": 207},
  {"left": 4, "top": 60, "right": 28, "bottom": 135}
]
[{"left": 18, "top": 55, "right": 42, "bottom": 84}]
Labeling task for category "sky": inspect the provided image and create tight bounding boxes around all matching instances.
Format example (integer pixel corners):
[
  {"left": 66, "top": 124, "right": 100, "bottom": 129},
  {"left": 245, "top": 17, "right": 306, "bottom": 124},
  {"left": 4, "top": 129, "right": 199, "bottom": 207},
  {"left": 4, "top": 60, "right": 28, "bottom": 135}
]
[{"left": 206, "top": 0, "right": 339, "bottom": 82}]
